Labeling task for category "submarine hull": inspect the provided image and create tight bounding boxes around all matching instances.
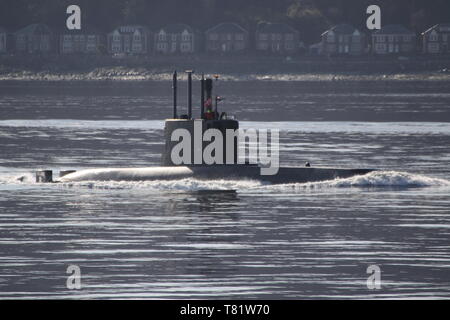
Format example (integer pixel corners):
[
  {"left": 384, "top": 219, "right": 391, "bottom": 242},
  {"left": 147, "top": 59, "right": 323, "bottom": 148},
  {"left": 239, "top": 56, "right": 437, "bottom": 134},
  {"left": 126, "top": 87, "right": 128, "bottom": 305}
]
[{"left": 59, "top": 165, "right": 375, "bottom": 184}]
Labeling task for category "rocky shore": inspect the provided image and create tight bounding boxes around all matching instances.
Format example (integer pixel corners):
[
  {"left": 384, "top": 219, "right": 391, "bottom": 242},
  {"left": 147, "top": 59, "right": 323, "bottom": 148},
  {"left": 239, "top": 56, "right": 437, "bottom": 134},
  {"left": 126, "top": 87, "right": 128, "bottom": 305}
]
[{"left": 1, "top": 55, "right": 450, "bottom": 81}]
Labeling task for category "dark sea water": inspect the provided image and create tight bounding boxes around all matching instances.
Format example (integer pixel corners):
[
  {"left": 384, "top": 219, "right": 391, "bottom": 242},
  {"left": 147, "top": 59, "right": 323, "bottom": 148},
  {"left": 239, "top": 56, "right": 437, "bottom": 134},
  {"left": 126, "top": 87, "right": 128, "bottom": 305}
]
[{"left": 0, "top": 79, "right": 450, "bottom": 299}]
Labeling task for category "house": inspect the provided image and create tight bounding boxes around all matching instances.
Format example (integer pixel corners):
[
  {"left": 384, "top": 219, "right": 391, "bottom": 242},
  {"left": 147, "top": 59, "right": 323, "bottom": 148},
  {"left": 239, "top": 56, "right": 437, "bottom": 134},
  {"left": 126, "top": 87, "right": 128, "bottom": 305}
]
[
  {"left": 154, "top": 24, "right": 197, "bottom": 54},
  {"left": 60, "top": 26, "right": 105, "bottom": 54},
  {"left": 321, "top": 24, "right": 365, "bottom": 56},
  {"left": 0, "top": 27, "right": 7, "bottom": 53},
  {"left": 422, "top": 23, "right": 450, "bottom": 54},
  {"left": 256, "top": 23, "right": 299, "bottom": 55},
  {"left": 205, "top": 22, "right": 249, "bottom": 53},
  {"left": 107, "top": 25, "right": 151, "bottom": 55},
  {"left": 372, "top": 24, "right": 416, "bottom": 55},
  {"left": 14, "top": 23, "right": 53, "bottom": 54}
]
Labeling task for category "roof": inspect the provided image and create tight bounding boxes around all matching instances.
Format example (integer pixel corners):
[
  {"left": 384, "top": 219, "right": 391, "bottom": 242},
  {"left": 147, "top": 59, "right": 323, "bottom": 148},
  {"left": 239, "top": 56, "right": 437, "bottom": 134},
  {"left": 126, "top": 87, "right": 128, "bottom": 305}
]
[
  {"left": 257, "top": 23, "right": 298, "bottom": 34},
  {"left": 159, "top": 23, "right": 194, "bottom": 34},
  {"left": 15, "top": 23, "right": 52, "bottom": 35},
  {"left": 422, "top": 23, "right": 450, "bottom": 35},
  {"left": 109, "top": 25, "right": 149, "bottom": 35},
  {"left": 374, "top": 24, "right": 415, "bottom": 35},
  {"left": 206, "top": 22, "right": 248, "bottom": 34},
  {"left": 322, "top": 24, "right": 358, "bottom": 36}
]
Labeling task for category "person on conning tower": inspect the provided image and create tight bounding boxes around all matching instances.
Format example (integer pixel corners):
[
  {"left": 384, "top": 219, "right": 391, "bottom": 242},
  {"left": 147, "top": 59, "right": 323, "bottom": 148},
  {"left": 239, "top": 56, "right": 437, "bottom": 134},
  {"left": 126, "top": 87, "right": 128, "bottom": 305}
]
[{"left": 204, "top": 97, "right": 214, "bottom": 120}]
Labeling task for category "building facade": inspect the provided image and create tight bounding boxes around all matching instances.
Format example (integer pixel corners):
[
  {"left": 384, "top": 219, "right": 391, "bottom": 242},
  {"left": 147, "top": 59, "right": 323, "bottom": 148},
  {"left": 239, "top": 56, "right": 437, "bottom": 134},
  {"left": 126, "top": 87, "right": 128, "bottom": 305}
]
[
  {"left": 205, "top": 22, "right": 248, "bottom": 53},
  {"left": 256, "top": 23, "right": 299, "bottom": 54},
  {"left": 14, "top": 24, "right": 53, "bottom": 54},
  {"left": 154, "top": 24, "right": 197, "bottom": 54},
  {"left": 372, "top": 24, "right": 416, "bottom": 55},
  {"left": 60, "top": 26, "right": 104, "bottom": 54},
  {"left": 0, "top": 27, "right": 7, "bottom": 53},
  {"left": 321, "top": 24, "right": 365, "bottom": 56},
  {"left": 422, "top": 23, "right": 450, "bottom": 54},
  {"left": 107, "top": 25, "right": 151, "bottom": 55}
]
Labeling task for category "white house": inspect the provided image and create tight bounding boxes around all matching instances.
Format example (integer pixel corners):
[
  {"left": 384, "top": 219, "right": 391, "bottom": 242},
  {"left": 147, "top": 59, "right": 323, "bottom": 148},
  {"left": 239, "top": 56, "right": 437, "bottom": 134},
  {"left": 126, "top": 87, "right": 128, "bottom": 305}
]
[
  {"left": 372, "top": 24, "right": 416, "bottom": 55},
  {"left": 422, "top": 23, "right": 450, "bottom": 54},
  {"left": 60, "top": 26, "right": 104, "bottom": 54},
  {"left": 107, "top": 25, "right": 151, "bottom": 55},
  {"left": 154, "top": 24, "right": 197, "bottom": 54},
  {"left": 321, "top": 24, "right": 365, "bottom": 56},
  {"left": 205, "top": 22, "right": 249, "bottom": 53}
]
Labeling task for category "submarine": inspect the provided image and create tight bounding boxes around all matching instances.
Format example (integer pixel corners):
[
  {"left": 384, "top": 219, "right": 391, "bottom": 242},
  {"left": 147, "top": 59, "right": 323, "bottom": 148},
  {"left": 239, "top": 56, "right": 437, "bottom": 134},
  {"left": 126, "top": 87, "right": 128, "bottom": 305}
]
[{"left": 36, "top": 71, "right": 375, "bottom": 184}]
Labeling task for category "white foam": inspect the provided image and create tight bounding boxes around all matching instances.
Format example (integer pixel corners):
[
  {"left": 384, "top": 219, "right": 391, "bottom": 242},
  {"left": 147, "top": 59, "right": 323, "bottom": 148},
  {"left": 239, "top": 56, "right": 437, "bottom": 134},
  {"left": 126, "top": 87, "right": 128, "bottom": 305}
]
[
  {"left": 1, "top": 120, "right": 450, "bottom": 135},
  {"left": 2, "top": 170, "right": 448, "bottom": 192},
  {"left": 0, "top": 171, "right": 36, "bottom": 185},
  {"left": 58, "top": 178, "right": 264, "bottom": 192},
  {"left": 264, "top": 171, "right": 450, "bottom": 191}
]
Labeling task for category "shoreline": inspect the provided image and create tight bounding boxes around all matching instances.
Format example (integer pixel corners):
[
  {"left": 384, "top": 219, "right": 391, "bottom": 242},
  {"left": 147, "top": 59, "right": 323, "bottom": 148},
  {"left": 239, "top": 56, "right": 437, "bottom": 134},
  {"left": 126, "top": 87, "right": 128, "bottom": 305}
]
[
  {"left": 2, "top": 55, "right": 450, "bottom": 82},
  {"left": 1, "top": 70, "right": 450, "bottom": 82}
]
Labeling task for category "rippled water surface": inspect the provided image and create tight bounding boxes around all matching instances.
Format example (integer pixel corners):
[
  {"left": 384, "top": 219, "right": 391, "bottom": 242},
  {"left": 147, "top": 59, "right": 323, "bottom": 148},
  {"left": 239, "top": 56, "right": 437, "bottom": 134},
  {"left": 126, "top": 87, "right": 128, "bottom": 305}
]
[{"left": 1, "top": 80, "right": 450, "bottom": 299}]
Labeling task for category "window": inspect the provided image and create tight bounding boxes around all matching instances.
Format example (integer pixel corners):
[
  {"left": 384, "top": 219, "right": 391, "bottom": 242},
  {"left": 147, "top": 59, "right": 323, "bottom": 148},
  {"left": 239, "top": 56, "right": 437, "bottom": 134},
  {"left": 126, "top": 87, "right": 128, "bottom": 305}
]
[
  {"left": 259, "top": 33, "right": 268, "bottom": 40},
  {"left": 428, "top": 43, "right": 439, "bottom": 52},
  {"left": 40, "top": 38, "right": 49, "bottom": 51},
  {"left": 327, "top": 34, "right": 335, "bottom": 43},
  {"left": 403, "top": 35, "right": 411, "bottom": 42},
  {"left": 285, "top": 34, "right": 294, "bottom": 41},
  {"left": 388, "top": 35, "right": 394, "bottom": 42},
  {"left": 132, "top": 44, "right": 142, "bottom": 52},
  {"left": 227, "top": 33, "right": 232, "bottom": 41},
  {"left": 182, "top": 34, "right": 190, "bottom": 41},
  {"left": 181, "top": 43, "right": 191, "bottom": 52},
  {"left": 86, "top": 43, "right": 96, "bottom": 52},
  {"left": 429, "top": 30, "right": 438, "bottom": 42},
  {"left": 134, "top": 34, "right": 141, "bottom": 41},
  {"left": 63, "top": 42, "right": 72, "bottom": 52},
  {"left": 376, "top": 43, "right": 386, "bottom": 51},
  {"left": 236, "top": 33, "right": 244, "bottom": 41},
  {"left": 158, "top": 33, "right": 166, "bottom": 41},
  {"left": 209, "top": 33, "right": 218, "bottom": 40}
]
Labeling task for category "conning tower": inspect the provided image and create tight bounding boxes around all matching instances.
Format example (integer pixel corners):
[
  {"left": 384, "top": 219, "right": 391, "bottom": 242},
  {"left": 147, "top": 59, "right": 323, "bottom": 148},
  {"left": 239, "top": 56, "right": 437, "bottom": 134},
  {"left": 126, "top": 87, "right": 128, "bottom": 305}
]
[{"left": 162, "top": 71, "right": 239, "bottom": 166}]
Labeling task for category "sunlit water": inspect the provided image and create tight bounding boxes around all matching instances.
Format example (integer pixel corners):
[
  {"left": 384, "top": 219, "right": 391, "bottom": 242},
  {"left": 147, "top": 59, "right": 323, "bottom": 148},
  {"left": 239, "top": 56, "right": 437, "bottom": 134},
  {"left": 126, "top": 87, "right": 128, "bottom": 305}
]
[{"left": 1, "top": 80, "right": 450, "bottom": 299}]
